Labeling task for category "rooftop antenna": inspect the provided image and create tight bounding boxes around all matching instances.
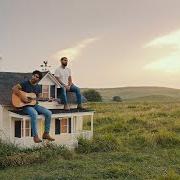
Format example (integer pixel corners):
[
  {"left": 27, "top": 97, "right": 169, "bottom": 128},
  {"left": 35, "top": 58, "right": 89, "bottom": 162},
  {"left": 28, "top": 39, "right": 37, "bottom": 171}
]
[{"left": 40, "top": 60, "right": 51, "bottom": 72}]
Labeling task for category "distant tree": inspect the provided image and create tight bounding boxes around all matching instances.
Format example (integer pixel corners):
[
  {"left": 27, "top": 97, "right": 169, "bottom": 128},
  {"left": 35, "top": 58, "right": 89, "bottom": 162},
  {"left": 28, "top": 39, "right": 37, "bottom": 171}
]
[
  {"left": 112, "top": 96, "right": 122, "bottom": 102},
  {"left": 83, "top": 89, "right": 102, "bottom": 102}
]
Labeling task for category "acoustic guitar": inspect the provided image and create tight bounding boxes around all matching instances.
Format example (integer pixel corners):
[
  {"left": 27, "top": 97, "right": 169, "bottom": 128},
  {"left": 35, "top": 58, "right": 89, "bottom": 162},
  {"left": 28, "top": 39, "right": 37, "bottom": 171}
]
[
  {"left": 12, "top": 91, "right": 37, "bottom": 108},
  {"left": 12, "top": 90, "right": 60, "bottom": 108}
]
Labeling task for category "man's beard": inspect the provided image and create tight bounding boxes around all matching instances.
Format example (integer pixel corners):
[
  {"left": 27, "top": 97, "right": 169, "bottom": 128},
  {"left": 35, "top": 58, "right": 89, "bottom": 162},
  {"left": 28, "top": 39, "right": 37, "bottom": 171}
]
[{"left": 31, "top": 79, "right": 37, "bottom": 84}]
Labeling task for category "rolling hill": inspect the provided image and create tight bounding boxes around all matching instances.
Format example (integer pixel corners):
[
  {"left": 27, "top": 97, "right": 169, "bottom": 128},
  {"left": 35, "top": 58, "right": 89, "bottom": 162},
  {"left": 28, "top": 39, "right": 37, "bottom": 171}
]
[{"left": 82, "top": 86, "right": 180, "bottom": 102}]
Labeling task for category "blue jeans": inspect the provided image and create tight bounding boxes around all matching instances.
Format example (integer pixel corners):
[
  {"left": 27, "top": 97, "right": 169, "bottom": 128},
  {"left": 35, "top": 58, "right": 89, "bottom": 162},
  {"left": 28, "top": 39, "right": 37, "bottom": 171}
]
[
  {"left": 60, "top": 84, "right": 82, "bottom": 105},
  {"left": 23, "top": 105, "right": 52, "bottom": 137}
]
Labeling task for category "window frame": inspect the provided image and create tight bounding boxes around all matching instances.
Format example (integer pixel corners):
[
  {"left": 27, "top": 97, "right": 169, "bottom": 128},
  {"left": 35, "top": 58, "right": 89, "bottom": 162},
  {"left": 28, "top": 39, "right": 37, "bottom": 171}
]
[
  {"left": 55, "top": 117, "right": 71, "bottom": 135},
  {"left": 41, "top": 85, "right": 50, "bottom": 99},
  {"left": 15, "top": 120, "right": 31, "bottom": 138}
]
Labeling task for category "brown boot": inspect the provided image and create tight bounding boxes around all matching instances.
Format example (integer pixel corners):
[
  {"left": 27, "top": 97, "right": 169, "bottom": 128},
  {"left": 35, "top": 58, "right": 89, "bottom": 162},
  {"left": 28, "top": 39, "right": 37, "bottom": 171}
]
[
  {"left": 64, "top": 104, "right": 70, "bottom": 110},
  {"left": 77, "top": 104, "right": 85, "bottom": 110},
  {"left": 33, "top": 135, "right": 42, "bottom": 143},
  {"left": 42, "top": 132, "right": 55, "bottom": 141}
]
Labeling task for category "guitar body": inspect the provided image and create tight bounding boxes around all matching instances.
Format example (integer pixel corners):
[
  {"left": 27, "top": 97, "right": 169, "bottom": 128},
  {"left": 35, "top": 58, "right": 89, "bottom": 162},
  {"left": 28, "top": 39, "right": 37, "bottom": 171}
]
[{"left": 12, "top": 91, "right": 37, "bottom": 108}]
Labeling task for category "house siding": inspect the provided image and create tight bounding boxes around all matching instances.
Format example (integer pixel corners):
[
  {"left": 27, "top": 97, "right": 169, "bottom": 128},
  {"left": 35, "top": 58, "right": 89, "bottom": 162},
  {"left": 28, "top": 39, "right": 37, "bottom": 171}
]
[
  {"left": 7, "top": 112, "right": 94, "bottom": 148},
  {"left": 0, "top": 106, "right": 11, "bottom": 141},
  {"left": 0, "top": 105, "right": 3, "bottom": 129}
]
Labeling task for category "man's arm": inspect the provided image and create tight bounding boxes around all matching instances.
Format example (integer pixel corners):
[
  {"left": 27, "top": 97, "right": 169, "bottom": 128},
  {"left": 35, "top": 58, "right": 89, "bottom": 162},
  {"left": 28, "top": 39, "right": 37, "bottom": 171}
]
[
  {"left": 55, "top": 76, "right": 71, "bottom": 91},
  {"left": 12, "top": 84, "right": 22, "bottom": 96},
  {"left": 12, "top": 84, "right": 30, "bottom": 103},
  {"left": 55, "top": 76, "right": 66, "bottom": 86},
  {"left": 68, "top": 76, "right": 73, "bottom": 86}
]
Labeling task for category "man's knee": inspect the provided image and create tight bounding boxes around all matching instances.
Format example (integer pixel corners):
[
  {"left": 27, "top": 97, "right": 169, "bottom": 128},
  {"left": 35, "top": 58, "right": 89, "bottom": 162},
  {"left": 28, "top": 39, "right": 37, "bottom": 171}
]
[
  {"left": 29, "top": 110, "right": 38, "bottom": 119},
  {"left": 47, "top": 110, "right": 52, "bottom": 117},
  {"left": 76, "top": 87, "right": 81, "bottom": 94},
  {"left": 43, "top": 109, "right": 52, "bottom": 118},
  {"left": 76, "top": 86, "right": 80, "bottom": 91},
  {"left": 73, "top": 85, "right": 80, "bottom": 93}
]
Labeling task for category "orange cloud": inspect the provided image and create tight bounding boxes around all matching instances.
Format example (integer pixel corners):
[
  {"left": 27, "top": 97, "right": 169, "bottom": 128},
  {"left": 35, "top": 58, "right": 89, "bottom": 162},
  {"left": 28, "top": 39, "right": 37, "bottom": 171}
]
[{"left": 50, "top": 37, "right": 98, "bottom": 62}]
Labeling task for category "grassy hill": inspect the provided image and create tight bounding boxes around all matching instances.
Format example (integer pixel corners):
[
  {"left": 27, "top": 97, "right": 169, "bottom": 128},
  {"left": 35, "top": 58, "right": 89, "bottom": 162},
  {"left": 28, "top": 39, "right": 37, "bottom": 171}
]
[{"left": 82, "top": 86, "right": 180, "bottom": 102}]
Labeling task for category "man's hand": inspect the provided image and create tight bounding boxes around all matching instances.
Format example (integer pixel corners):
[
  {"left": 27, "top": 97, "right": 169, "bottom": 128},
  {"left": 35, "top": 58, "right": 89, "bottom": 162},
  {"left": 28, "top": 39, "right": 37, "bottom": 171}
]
[
  {"left": 64, "top": 85, "right": 71, "bottom": 91},
  {"left": 21, "top": 96, "right": 31, "bottom": 103}
]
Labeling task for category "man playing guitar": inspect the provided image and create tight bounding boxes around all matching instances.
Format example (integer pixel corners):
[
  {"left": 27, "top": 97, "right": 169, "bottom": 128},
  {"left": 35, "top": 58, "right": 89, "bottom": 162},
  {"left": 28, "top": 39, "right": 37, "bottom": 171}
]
[{"left": 12, "top": 70, "right": 55, "bottom": 143}]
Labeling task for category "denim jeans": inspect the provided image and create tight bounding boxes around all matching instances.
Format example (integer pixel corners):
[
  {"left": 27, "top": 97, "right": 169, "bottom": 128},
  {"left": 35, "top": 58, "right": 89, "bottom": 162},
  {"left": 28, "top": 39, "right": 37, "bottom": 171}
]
[
  {"left": 60, "top": 84, "right": 82, "bottom": 105},
  {"left": 23, "top": 105, "right": 52, "bottom": 137}
]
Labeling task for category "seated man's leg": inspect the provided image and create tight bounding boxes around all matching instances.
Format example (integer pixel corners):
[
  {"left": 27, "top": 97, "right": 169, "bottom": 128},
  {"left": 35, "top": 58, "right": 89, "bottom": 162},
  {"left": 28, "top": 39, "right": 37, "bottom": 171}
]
[
  {"left": 23, "top": 106, "right": 42, "bottom": 143},
  {"left": 60, "top": 86, "right": 69, "bottom": 110},
  {"left": 34, "top": 105, "right": 55, "bottom": 141},
  {"left": 70, "top": 84, "right": 82, "bottom": 108}
]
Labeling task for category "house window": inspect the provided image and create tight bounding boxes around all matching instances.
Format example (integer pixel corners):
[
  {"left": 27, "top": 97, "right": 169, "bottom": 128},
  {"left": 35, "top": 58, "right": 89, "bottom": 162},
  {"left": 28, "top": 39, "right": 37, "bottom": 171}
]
[
  {"left": 50, "top": 85, "right": 56, "bottom": 98},
  {"left": 15, "top": 120, "right": 31, "bottom": 138},
  {"left": 15, "top": 121, "right": 21, "bottom": 138},
  {"left": 42, "top": 85, "right": 49, "bottom": 99},
  {"left": 82, "top": 115, "right": 92, "bottom": 131},
  {"left": 22, "top": 120, "right": 31, "bottom": 137},
  {"left": 61, "top": 118, "right": 68, "bottom": 133},
  {"left": 55, "top": 119, "right": 61, "bottom": 134},
  {"left": 68, "top": 118, "right": 71, "bottom": 133},
  {"left": 55, "top": 118, "right": 71, "bottom": 134}
]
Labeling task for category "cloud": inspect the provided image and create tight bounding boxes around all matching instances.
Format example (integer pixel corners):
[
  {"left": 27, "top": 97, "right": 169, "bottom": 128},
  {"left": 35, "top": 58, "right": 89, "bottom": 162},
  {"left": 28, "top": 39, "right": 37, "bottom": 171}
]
[
  {"left": 144, "top": 29, "right": 180, "bottom": 73},
  {"left": 50, "top": 37, "right": 98, "bottom": 62},
  {"left": 144, "top": 30, "right": 180, "bottom": 48},
  {"left": 144, "top": 53, "right": 180, "bottom": 73}
]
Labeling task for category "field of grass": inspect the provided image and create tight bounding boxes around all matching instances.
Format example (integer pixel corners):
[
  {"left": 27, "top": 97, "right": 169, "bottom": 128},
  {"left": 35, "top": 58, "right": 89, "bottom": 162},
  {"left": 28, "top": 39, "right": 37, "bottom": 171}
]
[{"left": 0, "top": 101, "right": 180, "bottom": 179}]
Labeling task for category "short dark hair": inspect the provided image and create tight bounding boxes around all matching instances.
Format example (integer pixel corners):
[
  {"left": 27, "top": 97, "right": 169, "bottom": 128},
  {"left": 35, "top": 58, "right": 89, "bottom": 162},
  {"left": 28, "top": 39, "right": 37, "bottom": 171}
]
[
  {"left": 60, "top": 57, "right": 67, "bottom": 61},
  {"left": 32, "top": 70, "right": 43, "bottom": 80}
]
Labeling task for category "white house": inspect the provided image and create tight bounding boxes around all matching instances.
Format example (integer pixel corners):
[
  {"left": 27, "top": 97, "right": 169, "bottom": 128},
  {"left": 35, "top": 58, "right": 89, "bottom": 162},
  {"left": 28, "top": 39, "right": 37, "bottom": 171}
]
[{"left": 0, "top": 71, "right": 94, "bottom": 148}]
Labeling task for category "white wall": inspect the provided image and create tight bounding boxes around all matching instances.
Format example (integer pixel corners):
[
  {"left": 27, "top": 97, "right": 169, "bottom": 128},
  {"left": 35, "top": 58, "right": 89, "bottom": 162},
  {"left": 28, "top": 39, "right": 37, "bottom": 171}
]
[
  {"left": 0, "top": 105, "right": 3, "bottom": 129},
  {"left": 3, "top": 110, "right": 94, "bottom": 148},
  {"left": 0, "top": 106, "right": 11, "bottom": 141}
]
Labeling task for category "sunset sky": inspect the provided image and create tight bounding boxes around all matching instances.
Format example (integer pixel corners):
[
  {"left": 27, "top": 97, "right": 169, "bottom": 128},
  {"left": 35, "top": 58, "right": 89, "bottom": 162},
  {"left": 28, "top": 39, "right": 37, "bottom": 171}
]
[{"left": 1, "top": 0, "right": 180, "bottom": 88}]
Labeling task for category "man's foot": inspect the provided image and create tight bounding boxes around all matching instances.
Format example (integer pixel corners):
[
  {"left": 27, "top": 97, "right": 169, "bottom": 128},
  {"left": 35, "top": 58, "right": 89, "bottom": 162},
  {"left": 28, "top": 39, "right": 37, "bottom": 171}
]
[
  {"left": 77, "top": 104, "right": 84, "bottom": 110},
  {"left": 64, "top": 104, "right": 70, "bottom": 110},
  {"left": 42, "top": 132, "right": 55, "bottom": 141},
  {"left": 33, "top": 135, "right": 42, "bottom": 143}
]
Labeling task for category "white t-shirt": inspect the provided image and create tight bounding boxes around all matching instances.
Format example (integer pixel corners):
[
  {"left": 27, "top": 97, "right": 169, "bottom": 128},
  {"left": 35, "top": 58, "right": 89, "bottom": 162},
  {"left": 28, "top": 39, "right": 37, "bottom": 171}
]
[{"left": 54, "top": 66, "right": 71, "bottom": 85}]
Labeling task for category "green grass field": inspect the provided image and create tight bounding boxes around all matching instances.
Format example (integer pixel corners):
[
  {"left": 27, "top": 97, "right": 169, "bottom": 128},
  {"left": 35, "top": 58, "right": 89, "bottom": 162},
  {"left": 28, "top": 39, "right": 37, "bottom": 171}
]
[{"left": 0, "top": 101, "right": 180, "bottom": 179}]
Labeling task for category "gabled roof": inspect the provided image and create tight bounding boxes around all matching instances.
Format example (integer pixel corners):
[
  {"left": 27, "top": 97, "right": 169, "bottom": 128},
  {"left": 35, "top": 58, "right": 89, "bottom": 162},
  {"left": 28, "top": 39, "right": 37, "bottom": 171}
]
[
  {"left": 0, "top": 71, "right": 87, "bottom": 106},
  {"left": 39, "top": 71, "right": 61, "bottom": 87}
]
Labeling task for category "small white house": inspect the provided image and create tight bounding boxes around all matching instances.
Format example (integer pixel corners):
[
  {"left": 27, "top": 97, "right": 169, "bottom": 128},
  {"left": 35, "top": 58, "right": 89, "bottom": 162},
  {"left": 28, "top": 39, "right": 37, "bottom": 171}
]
[{"left": 0, "top": 71, "right": 94, "bottom": 148}]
